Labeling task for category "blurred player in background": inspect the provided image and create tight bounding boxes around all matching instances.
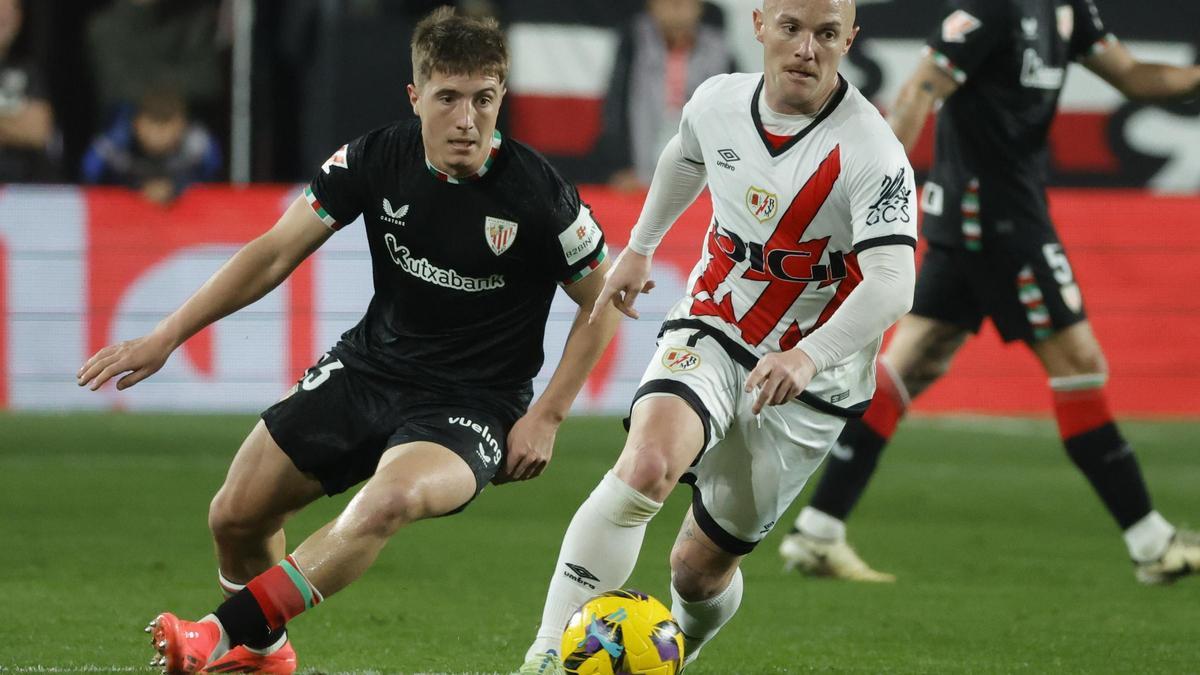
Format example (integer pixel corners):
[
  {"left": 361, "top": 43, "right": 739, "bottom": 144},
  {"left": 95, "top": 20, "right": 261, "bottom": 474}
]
[
  {"left": 0, "top": 0, "right": 57, "bottom": 182},
  {"left": 520, "top": 0, "right": 918, "bottom": 671},
  {"left": 781, "top": 0, "right": 1200, "bottom": 585},
  {"left": 78, "top": 8, "right": 619, "bottom": 673}
]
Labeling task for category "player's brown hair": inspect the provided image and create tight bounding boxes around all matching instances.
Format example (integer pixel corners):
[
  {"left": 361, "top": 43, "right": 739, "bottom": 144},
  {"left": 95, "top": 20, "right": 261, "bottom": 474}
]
[
  {"left": 411, "top": 6, "right": 509, "bottom": 87},
  {"left": 137, "top": 87, "right": 187, "bottom": 122}
]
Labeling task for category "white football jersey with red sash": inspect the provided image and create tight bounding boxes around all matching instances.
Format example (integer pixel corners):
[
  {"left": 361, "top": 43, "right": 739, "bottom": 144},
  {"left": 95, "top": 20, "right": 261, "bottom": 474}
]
[{"left": 667, "top": 73, "right": 917, "bottom": 416}]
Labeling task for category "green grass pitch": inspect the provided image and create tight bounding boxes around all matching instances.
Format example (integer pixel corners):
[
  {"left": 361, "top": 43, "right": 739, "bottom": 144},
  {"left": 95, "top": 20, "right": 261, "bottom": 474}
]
[{"left": 1, "top": 413, "right": 1196, "bottom": 673}]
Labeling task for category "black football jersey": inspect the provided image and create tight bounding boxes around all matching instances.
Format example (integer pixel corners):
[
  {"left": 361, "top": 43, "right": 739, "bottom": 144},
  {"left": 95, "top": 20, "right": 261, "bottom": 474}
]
[
  {"left": 920, "top": 0, "right": 1111, "bottom": 249},
  {"left": 305, "top": 120, "right": 607, "bottom": 391}
]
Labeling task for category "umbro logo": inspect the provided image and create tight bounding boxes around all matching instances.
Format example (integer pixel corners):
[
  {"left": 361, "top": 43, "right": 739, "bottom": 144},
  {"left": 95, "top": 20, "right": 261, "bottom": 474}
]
[
  {"left": 382, "top": 199, "right": 408, "bottom": 226},
  {"left": 563, "top": 562, "right": 599, "bottom": 589},
  {"left": 716, "top": 148, "right": 739, "bottom": 172}
]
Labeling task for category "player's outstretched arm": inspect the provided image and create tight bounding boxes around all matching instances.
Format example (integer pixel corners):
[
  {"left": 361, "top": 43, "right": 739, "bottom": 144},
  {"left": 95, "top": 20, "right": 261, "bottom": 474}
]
[
  {"left": 502, "top": 258, "right": 622, "bottom": 482},
  {"left": 888, "top": 54, "right": 960, "bottom": 154},
  {"left": 1084, "top": 41, "right": 1200, "bottom": 102},
  {"left": 76, "top": 195, "right": 334, "bottom": 391}
]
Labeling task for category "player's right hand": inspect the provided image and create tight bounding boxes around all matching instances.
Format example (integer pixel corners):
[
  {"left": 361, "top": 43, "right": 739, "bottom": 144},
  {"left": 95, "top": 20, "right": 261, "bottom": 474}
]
[
  {"left": 589, "top": 248, "right": 656, "bottom": 323},
  {"left": 76, "top": 331, "right": 175, "bottom": 391}
]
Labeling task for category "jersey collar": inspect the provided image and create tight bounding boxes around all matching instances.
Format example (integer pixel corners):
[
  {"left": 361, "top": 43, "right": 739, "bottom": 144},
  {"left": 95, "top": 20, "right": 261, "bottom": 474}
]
[
  {"left": 751, "top": 75, "right": 848, "bottom": 158},
  {"left": 424, "top": 129, "right": 503, "bottom": 184}
]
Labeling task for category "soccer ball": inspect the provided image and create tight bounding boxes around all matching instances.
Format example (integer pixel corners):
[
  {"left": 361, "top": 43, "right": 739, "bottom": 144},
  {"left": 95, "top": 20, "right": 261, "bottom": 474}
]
[{"left": 560, "top": 588, "right": 685, "bottom": 675}]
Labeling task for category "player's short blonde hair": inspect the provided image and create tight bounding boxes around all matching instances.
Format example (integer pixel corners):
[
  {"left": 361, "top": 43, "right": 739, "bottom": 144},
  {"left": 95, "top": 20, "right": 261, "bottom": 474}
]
[{"left": 410, "top": 7, "right": 509, "bottom": 87}]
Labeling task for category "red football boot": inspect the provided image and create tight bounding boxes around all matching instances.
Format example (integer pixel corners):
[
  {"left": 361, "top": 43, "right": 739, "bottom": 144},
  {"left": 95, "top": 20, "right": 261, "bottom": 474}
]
[
  {"left": 203, "top": 640, "right": 298, "bottom": 674},
  {"left": 146, "top": 613, "right": 223, "bottom": 674}
]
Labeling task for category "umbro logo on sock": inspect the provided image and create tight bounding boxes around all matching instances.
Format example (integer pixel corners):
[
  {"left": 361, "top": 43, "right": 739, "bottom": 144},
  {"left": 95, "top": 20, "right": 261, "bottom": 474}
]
[{"left": 563, "top": 563, "right": 599, "bottom": 589}]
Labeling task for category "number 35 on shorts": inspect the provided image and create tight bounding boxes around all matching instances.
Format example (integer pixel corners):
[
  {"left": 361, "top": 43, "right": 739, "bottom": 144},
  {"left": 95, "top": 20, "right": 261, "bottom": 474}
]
[
  {"left": 301, "top": 357, "right": 345, "bottom": 391},
  {"left": 1042, "top": 243, "right": 1083, "bottom": 314}
]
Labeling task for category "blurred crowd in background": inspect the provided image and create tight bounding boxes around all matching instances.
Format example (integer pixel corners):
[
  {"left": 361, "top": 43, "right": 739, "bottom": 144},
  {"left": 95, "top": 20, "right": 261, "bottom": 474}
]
[
  {"left": 0, "top": 0, "right": 752, "bottom": 203},
  {"left": 1, "top": 0, "right": 1197, "bottom": 204}
]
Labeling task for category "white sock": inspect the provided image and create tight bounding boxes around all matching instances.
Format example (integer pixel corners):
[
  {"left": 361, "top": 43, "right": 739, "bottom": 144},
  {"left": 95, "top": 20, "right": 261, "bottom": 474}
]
[
  {"left": 1124, "top": 511, "right": 1175, "bottom": 562},
  {"left": 526, "top": 471, "right": 662, "bottom": 659},
  {"left": 217, "top": 570, "right": 244, "bottom": 599},
  {"left": 796, "top": 506, "right": 846, "bottom": 542},
  {"left": 670, "top": 568, "right": 744, "bottom": 666}
]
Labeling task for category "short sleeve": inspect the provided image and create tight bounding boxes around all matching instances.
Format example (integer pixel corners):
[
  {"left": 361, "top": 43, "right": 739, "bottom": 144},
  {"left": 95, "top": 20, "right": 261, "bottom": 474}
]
[
  {"left": 304, "top": 135, "right": 369, "bottom": 231},
  {"left": 924, "top": 0, "right": 1010, "bottom": 84},
  {"left": 845, "top": 141, "right": 918, "bottom": 252},
  {"left": 1067, "top": 0, "right": 1116, "bottom": 62},
  {"left": 678, "top": 74, "right": 728, "bottom": 164},
  {"left": 543, "top": 179, "right": 609, "bottom": 286}
]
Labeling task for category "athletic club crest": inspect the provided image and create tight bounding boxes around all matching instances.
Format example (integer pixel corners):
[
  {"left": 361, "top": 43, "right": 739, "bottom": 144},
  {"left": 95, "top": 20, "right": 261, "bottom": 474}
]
[
  {"left": 321, "top": 144, "right": 348, "bottom": 174},
  {"left": 484, "top": 216, "right": 518, "bottom": 256},
  {"left": 745, "top": 186, "right": 778, "bottom": 222}
]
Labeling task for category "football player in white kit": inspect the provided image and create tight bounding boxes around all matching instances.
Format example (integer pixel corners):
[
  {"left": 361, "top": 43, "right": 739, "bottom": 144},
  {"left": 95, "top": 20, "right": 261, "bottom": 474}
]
[{"left": 520, "top": 0, "right": 916, "bottom": 670}]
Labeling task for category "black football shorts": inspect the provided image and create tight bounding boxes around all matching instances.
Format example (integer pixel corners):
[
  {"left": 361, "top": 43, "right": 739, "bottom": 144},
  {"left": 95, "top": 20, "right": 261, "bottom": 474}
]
[
  {"left": 912, "top": 238, "right": 1087, "bottom": 344},
  {"left": 261, "top": 350, "right": 528, "bottom": 507}
]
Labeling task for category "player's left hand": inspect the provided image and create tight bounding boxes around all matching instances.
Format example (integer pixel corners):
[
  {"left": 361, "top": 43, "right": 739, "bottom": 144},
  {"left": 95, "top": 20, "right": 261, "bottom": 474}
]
[
  {"left": 498, "top": 409, "right": 561, "bottom": 483},
  {"left": 744, "top": 348, "right": 818, "bottom": 415}
]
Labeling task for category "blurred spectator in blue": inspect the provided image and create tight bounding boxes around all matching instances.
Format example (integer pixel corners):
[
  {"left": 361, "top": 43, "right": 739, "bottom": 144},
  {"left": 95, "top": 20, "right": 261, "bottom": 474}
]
[
  {"left": 82, "top": 88, "right": 222, "bottom": 205},
  {"left": 86, "top": 0, "right": 222, "bottom": 125},
  {"left": 0, "top": 0, "right": 58, "bottom": 182},
  {"left": 598, "top": 0, "right": 735, "bottom": 192}
]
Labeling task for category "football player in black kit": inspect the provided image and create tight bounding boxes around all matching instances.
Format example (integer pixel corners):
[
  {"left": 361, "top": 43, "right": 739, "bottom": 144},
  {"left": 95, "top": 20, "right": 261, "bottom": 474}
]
[
  {"left": 76, "top": 8, "right": 620, "bottom": 673},
  {"left": 778, "top": 0, "right": 1200, "bottom": 584}
]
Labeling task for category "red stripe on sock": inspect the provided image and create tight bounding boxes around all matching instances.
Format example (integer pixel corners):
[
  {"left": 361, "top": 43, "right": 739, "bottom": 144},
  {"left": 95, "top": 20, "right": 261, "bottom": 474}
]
[
  {"left": 1052, "top": 387, "right": 1114, "bottom": 439},
  {"left": 861, "top": 364, "right": 906, "bottom": 438},
  {"left": 246, "top": 565, "right": 308, "bottom": 631}
]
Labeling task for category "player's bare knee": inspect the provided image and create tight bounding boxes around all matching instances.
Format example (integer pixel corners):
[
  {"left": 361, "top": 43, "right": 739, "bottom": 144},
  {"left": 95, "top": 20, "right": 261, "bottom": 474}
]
[
  {"left": 902, "top": 342, "right": 957, "bottom": 393},
  {"left": 668, "top": 549, "right": 728, "bottom": 602},
  {"left": 910, "top": 358, "right": 950, "bottom": 391},
  {"left": 1058, "top": 348, "right": 1107, "bottom": 378},
  {"left": 208, "top": 494, "right": 271, "bottom": 544},
  {"left": 347, "top": 486, "right": 438, "bottom": 539},
  {"left": 613, "top": 443, "right": 676, "bottom": 500},
  {"left": 1037, "top": 337, "right": 1108, "bottom": 379}
]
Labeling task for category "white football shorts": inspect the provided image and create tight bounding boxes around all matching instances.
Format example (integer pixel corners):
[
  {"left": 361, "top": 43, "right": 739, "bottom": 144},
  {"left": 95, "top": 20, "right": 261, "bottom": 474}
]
[{"left": 631, "top": 322, "right": 849, "bottom": 555}]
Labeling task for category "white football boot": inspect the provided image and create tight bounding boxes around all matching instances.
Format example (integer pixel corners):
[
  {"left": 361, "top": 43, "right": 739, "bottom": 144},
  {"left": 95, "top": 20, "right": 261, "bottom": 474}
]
[
  {"left": 516, "top": 650, "right": 566, "bottom": 675},
  {"left": 779, "top": 529, "right": 896, "bottom": 582},
  {"left": 1135, "top": 529, "right": 1200, "bottom": 585}
]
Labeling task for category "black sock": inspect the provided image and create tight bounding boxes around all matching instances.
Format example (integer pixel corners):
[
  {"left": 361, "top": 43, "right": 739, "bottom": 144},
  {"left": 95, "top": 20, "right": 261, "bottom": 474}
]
[
  {"left": 806, "top": 419, "right": 889, "bottom": 523},
  {"left": 214, "top": 588, "right": 275, "bottom": 649},
  {"left": 242, "top": 627, "right": 287, "bottom": 651},
  {"left": 1063, "top": 423, "right": 1152, "bottom": 530}
]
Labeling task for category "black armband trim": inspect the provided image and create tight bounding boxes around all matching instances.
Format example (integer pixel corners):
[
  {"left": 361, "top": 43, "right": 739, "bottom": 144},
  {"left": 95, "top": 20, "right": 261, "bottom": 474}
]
[{"left": 854, "top": 235, "right": 917, "bottom": 253}]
